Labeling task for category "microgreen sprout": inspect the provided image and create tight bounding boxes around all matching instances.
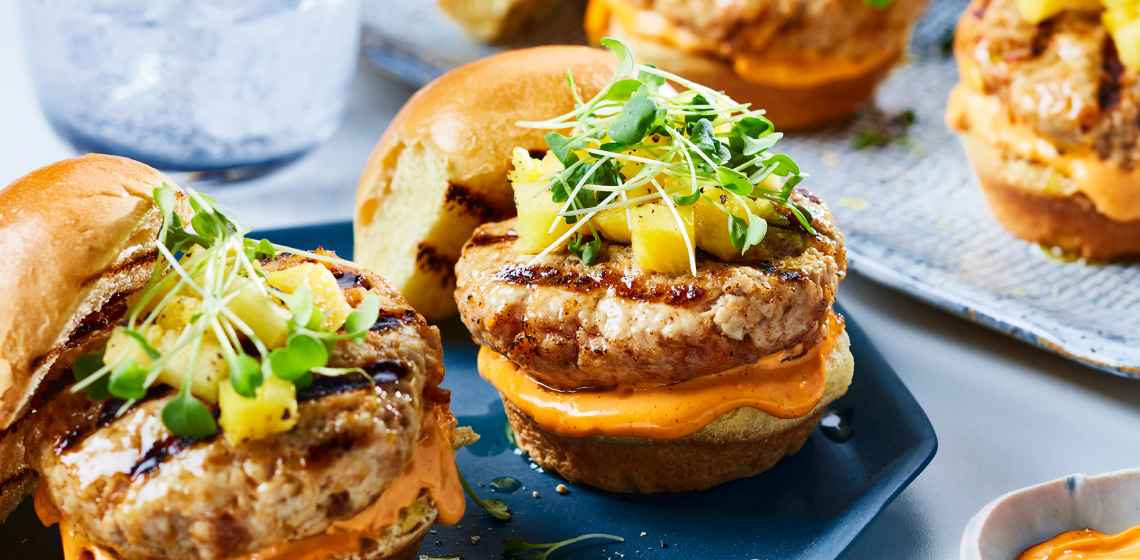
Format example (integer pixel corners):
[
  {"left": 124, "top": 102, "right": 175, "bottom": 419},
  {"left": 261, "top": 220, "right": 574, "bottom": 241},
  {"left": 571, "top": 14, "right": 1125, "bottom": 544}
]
[
  {"left": 459, "top": 470, "right": 512, "bottom": 521},
  {"left": 516, "top": 37, "right": 814, "bottom": 274},
  {"left": 504, "top": 533, "right": 625, "bottom": 559},
  {"left": 70, "top": 183, "right": 381, "bottom": 440}
]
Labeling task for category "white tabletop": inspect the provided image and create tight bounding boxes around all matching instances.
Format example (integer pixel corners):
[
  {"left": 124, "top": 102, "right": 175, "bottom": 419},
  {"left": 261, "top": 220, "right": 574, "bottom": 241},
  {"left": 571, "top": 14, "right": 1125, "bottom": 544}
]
[{"left": 3, "top": 5, "right": 1140, "bottom": 559}]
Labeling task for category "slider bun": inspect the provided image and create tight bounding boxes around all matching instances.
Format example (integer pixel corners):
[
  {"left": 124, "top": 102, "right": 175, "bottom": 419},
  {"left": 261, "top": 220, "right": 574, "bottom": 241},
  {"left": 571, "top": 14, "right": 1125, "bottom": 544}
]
[
  {"left": 591, "top": 17, "right": 901, "bottom": 130},
  {"left": 438, "top": 0, "right": 559, "bottom": 42},
  {"left": 354, "top": 46, "right": 614, "bottom": 320},
  {"left": 337, "top": 494, "right": 437, "bottom": 560},
  {"left": 959, "top": 133, "right": 1140, "bottom": 260},
  {"left": 0, "top": 154, "right": 179, "bottom": 431},
  {"left": 503, "top": 330, "right": 854, "bottom": 493}
]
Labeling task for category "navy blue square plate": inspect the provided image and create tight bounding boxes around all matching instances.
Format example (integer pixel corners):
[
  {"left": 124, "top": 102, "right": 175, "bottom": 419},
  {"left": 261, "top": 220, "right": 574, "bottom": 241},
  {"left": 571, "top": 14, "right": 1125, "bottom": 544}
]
[{"left": 3, "top": 221, "right": 936, "bottom": 559}]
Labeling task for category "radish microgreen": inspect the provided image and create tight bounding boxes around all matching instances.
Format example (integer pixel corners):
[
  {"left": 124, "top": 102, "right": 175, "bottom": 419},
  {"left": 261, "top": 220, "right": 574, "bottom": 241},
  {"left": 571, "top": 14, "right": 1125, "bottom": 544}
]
[
  {"left": 516, "top": 37, "right": 815, "bottom": 272},
  {"left": 70, "top": 183, "right": 382, "bottom": 440}
]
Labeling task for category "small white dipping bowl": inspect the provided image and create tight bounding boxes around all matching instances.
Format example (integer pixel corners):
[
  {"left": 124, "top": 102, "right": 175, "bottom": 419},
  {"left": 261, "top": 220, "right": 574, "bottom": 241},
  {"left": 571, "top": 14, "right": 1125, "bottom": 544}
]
[{"left": 961, "top": 468, "right": 1140, "bottom": 560}]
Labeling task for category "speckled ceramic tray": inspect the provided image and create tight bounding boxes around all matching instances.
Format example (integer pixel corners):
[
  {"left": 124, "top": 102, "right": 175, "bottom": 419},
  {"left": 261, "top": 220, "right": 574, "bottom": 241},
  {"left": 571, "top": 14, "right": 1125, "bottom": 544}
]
[{"left": 364, "top": 0, "right": 1140, "bottom": 378}]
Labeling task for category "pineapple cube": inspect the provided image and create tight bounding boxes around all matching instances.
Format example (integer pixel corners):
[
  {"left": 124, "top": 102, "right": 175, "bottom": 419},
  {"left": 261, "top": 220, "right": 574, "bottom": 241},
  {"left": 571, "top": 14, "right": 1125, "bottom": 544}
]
[
  {"left": 594, "top": 207, "right": 632, "bottom": 243},
  {"left": 1111, "top": 20, "right": 1140, "bottom": 70},
  {"left": 694, "top": 192, "right": 775, "bottom": 262},
  {"left": 155, "top": 296, "right": 202, "bottom": 331},
  {"left": 631, "top": 202, "right": 694, "bottom": 274},
  {"left": 267, "top": 263, "right": 352, "bottom": 333},
  {"left": 1017, "top": 0, "right": 1101, "bottom": 23},
  {"left": 103, "top": 326, "right": 227, "bottom": 403},
  {"left": 512, "top": 154, "right": 574, "bottom": 254},
  {"left": 226, "top": 279, "right": 290, "bottom": 348},
  {"left": 1105, "top": 1, "right": 1140, "bottom": 70},
  {"left": 218, "top": 375, "right": 299, "bottom": 445}
]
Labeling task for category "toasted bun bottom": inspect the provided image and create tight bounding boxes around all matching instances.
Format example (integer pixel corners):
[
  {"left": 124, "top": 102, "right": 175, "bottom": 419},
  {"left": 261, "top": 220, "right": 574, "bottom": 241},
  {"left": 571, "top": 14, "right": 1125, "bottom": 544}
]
[
  {"left": 596, "top": 20, "right": 901, "bottom": 130},
  {"left": 0, "top": 469, "right": 35, "bottom": 523},
  {"left": 501, "top": 332, "right": 854, "bottom": 493},
  {"left": 331, "top": 494, "right": 437, "bottom": 560},
  {"left": 960, "top": 134, "right": 1140, "bottom": 260}
]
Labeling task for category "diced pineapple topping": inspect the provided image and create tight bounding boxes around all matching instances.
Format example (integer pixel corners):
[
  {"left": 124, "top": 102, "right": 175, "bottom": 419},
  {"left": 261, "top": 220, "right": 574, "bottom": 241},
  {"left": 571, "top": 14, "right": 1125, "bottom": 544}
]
[
  {"left": 593, "top": 208, "right": 632, "bottom": 243},
  {"left": 1017, "top": 0, "right": 1140, "bottom": 69},
  {"left": 511, "top": 148, "right": 574, "bottom": 253},
  {"left": 693, "top": 191, "right": 776, "bottom": 262},
  {"left": 103, "top": 325, "right": 227, "bottom": 403},
  {"left": 631, "top": 202, "right": 694, "bottom": 274},
  {"left": 1105, "top": 1, "right": 1140, "bottom": 68},
  {"left": 226, "top": 279, "right": 290, "bottom": 348},
  {"left": 1017, "top": 0, "right": 1100, "bottom": 23},
  {"left": 218, "top": 375, "right": 299, "bottom": 445},
  {"left": 267, "top": 263, "right": 353, "bottom": 332}
]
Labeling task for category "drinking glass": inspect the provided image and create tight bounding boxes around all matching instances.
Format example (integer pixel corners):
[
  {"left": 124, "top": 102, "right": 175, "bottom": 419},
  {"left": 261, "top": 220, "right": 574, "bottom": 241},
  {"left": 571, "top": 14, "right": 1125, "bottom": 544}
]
[{"left": 20, "top": 0, "right": 361, "bottom": 180}]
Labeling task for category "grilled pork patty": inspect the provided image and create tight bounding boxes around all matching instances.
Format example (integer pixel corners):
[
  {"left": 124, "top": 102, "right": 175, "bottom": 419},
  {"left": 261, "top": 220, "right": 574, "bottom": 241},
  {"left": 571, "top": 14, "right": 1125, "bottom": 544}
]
[
  {"left": 35, "top": 260, "right": 445, "bottom": 560},
  {"left": 454, "top": 189, "right": 846, "bottom": 390}
]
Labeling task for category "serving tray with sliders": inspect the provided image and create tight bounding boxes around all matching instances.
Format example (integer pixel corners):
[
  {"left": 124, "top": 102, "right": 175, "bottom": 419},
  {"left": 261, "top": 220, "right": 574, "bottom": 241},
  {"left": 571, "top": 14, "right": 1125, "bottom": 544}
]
[
  {"left": 256, "top": 221, "right": 937, "bottom": 559},
  {"left": 3, "top": 35, "right": 936, "bottom": 559},
  {"left": 365, "top": 0, "right": 1140, "bottom": 379}
]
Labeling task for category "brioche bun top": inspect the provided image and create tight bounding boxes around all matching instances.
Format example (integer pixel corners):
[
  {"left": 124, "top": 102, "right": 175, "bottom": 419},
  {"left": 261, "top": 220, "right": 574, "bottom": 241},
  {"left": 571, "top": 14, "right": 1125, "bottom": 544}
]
[
  {"left": 0, "top": 154, "right": 175, "bottom": 430},
  {"left": 356, "top": 45, "right": 616, "bottom": 221}
]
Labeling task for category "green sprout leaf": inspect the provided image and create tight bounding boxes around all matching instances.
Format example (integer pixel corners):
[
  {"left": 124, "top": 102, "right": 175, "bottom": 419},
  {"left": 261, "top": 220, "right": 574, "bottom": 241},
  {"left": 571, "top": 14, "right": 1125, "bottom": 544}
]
[
  {"left": 716, "top": 166, "right": 754, "bottom": 196},
  {"left": 600, "top": 36, "right": 635, "bottom": 78},
  {"left": 286, "top": 286, "right": 315, "bottom": 330},
  {"left": 688, "top": 119, "right": 729, "bottom": 165},
  {"left": 545, "top": 132, "right": 581, "bottom": 167},
  {"left": 864, "top": 0, "right": 894, "bottom": 8},
  {"left": 602, "top": 78, "right": 643, "bottom": 102},
  {"left": 343, "top": 293, "right": 381, "bottom": 339},
  {"left": 459, "top": 470, "right": 511, "bottom": 521},
  {"left": 504, "top": 533, "right": 625, "bottom": 559},
  {"left": 162, "top": 392, "right": 217, "bottom": 439},
  {"left": 673, "top": 190, "right": 702, "bottom": 206},
  {"left": 745, "top": 217, "right": 768, "bottom": 253},
  {"left": 108, "top": 361, "right": 149, "bottom": 400},
  {"left": 72, "top": 353, "right": 110, "bottom": 401},
  {"left": 728, "top": 215, "right": 748, "bottom": 252},
  {"left": 122, "top": 328, "right": 162, "bottom": 360},
  {"left": 229, "top": 354, "right": 263, "bottom": 398},
  {"left": 267, "top": 334, "right": 329, "bottom": 381},
  {"left": 684, "top": 93, "right": 716, "bottom": 125},
  {"left": 244, "top": 238, "right": 276, "bottom": 261},
  {"left": 608, "top": 94, "right": 656, "bottom": 145}
]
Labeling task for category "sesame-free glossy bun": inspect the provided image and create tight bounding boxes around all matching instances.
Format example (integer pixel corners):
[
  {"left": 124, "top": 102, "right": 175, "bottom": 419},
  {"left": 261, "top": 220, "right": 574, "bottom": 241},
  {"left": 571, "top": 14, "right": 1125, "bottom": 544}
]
[
  {"left": 0, "top": 154, "right": 176, "bottom": 432},
  {"left": 354, "top": 46, "right": 615, "bottom": 320}
]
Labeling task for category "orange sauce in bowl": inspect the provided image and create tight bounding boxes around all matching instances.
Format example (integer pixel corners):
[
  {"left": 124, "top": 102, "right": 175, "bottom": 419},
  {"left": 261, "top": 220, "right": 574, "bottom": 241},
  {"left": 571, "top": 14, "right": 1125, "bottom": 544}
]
[{"left": 1019, "top": 526, "right": 1140, "bottom": 559}]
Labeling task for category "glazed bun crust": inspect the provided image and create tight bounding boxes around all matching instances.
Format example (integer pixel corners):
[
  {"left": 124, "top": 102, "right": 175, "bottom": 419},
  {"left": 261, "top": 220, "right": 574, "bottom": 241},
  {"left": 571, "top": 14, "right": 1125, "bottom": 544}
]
[
  {"left": 959, "top": 134, "right": 1140, "bottom": 259},
  {"left": 0, "top": 154, "right": 176, "bottom": 432},
  {"left": 594, "top": 19, "right": 902, "bottom": 130},
  {"left": 501, "top": 330, "right": 855, "bottom": 493},
  {"left": 354, "top": 46, "right": 614, "bottom": 320}
]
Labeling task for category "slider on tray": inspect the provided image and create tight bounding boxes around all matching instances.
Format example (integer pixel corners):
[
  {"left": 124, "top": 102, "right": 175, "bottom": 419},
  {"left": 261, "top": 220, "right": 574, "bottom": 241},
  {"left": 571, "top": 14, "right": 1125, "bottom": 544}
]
[{"left": 0, "top": 154, "right": 464, "bottom": 559}]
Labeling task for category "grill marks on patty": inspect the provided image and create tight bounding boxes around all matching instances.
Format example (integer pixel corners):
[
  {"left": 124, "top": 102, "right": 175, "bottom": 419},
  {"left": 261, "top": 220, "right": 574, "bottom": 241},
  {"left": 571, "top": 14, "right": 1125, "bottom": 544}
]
[
  {"left": 1098, "top": 36, "right": 1125, "bottom": 113},
  {"left": 454, "top": 189, "right": 846, "bottom": 389},
  {"left": 962, "top": 0, "right": 1140, "bottom": 166}
]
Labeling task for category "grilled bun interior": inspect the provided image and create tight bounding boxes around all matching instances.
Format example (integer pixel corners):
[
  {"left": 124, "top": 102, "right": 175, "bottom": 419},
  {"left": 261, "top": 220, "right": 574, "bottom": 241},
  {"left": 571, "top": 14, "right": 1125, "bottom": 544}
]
[
  {"left": 0, "top": 156, "right": 464, "bottom": 560},
  {"left": 584, "top": 0, "right": 927, "bottom": 129},
  {"left": 949, "top": 0, "right": 1140, "bottom": 259},
  {"left": 354, "top": 46, "right": 615, "bottom": 321}
]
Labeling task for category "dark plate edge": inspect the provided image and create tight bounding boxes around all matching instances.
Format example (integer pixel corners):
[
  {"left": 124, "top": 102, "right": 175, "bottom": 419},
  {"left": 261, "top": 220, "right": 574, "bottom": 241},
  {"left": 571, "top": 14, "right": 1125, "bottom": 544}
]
[{"left": 827, "top": 304, "right": 940, "bottom": 556}]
